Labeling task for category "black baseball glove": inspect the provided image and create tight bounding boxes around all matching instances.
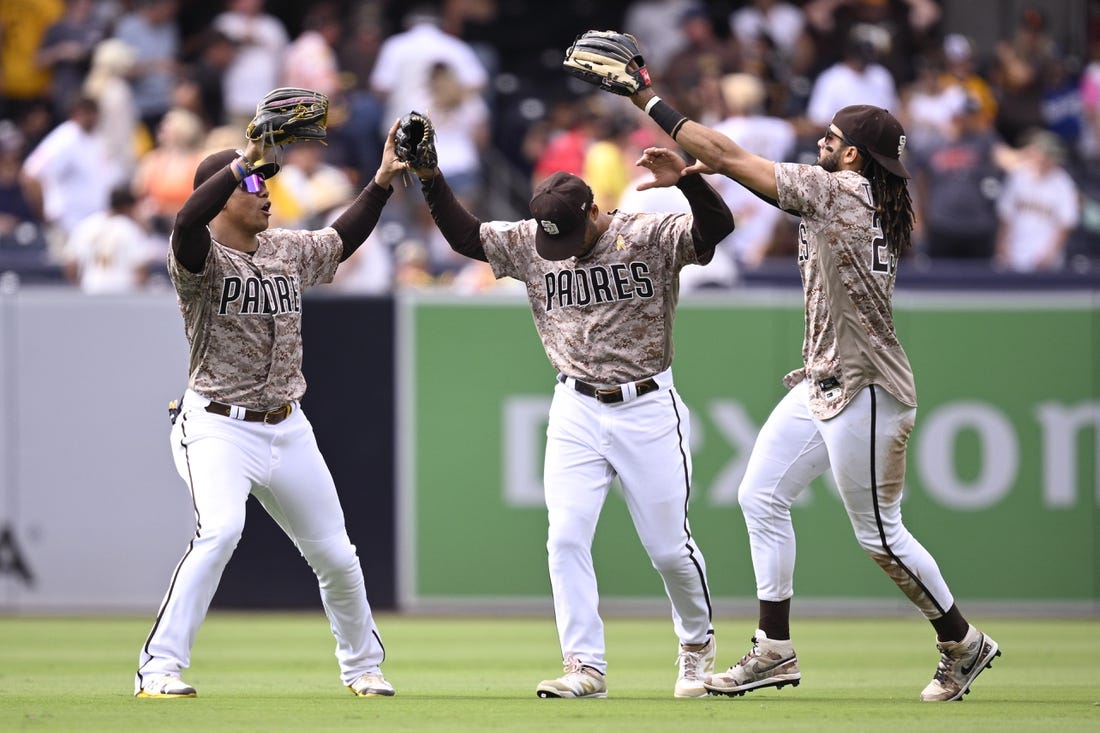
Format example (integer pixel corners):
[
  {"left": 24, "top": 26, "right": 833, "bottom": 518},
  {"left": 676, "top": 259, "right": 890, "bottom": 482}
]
[
  {"left": 245, "top": 87, "right": 330, "bottom": 147},
  {"left": 394, "top": 111, "right": 438, "bottom": 171},
  {"left": 562, "top": 30, "right": 651, "bottom": 96}
]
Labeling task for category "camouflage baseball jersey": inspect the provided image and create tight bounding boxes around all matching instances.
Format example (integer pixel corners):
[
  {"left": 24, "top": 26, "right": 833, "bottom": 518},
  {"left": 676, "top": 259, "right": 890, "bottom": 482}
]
[
  {"left": 480, "top": 211, "right": 700, "bottom": 384},
  {"left": 774, "top": 162, "right": 917, "bottom": 420},
  {"left": 168, "top": 228, "right": 342, "bottom": 409}
]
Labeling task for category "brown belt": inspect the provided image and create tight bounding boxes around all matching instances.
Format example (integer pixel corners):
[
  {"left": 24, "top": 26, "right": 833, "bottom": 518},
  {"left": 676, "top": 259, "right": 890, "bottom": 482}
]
[
  {"left": 205, "top": 400, "right": 293, "bottom": 425},
  {"left": 559, "top": 374, "right": 659, "bottom": 404}
]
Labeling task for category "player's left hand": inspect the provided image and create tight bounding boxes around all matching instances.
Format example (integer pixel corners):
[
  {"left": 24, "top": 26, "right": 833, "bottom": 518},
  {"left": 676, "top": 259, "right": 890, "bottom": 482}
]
[
  {"left": 246, "top": 87, "right": 330, "bottom": 147},
  {"left": 563, "top": 30, "right": 650, "bottom": 97},
  {"left": 375, "top": 119, "right": 412, "bottom": 188},
  {"left": 634, "top": 147, "right": 688, "bottom": 191}
]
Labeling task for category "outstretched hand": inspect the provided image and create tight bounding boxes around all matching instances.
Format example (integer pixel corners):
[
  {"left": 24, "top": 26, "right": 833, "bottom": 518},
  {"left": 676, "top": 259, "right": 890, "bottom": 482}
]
[
  {"left": 634, "top": 147, "right": 688, "bottom": 190},
  {"left": 375, "top": 119, "right": 415, "bottom": 188}
]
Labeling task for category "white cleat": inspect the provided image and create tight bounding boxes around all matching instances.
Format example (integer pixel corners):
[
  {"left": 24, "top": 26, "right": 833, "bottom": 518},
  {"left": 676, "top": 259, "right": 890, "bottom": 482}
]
[
  {"left": 348, "top": 671, "right": 396, "bottom": 697},
  {"left": 674, "top": 635, "right": 717, "bottom": 698},
  {"left": 536, "top": 656, "right": 607, "bottom": 698},
  {"left": 134, "top": 674, "right": 197, "bottom": 699}
]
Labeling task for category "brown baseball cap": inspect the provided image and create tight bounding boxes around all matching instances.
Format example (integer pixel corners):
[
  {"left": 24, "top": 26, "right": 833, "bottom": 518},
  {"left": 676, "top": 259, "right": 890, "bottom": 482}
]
[
  {"left": 192, "top": 149, "right": 280, "bottom": 189},
  {"left": 529, "top": 171, "right": 594, "bottom": 261},
  {"left": 831, "top": 105, "right": 910, "bottom": 179}
]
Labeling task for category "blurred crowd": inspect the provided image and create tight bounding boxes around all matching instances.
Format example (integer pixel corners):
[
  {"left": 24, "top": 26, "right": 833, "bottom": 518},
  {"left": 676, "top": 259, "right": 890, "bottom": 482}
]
[{"left": 1, "top": 0, "right": 1098, "bottom": 295}]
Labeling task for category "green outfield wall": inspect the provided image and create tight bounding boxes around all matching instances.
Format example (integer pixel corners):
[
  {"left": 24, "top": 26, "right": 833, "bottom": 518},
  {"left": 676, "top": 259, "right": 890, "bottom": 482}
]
[{"left": 400, "top": 292, "right": 1099, "bottom": 611}]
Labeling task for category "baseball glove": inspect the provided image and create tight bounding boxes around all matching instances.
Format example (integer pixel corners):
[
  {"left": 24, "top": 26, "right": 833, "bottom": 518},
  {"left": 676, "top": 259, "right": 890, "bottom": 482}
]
[
  {"left": 562, "top": 30, "right": 651, "bottom": 96},
  {"left": 394, "top": 111, "right": 438, "bottom": 171},
  {"left": 245, "top": 87, "right": 330, "bottom": 147}
]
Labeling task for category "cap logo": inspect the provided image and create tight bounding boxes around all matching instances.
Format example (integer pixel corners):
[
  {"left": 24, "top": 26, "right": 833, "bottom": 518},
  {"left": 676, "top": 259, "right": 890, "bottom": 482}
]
[
  {"left": 540, "top": 220, "right": 561, "bottom": 236},
  {"left": 897, "top": 134, "right": 906, "bottom": 157}
]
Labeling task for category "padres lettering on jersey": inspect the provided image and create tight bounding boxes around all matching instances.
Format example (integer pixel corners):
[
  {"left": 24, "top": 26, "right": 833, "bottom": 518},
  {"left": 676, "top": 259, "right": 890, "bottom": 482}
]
[
  {"left": 168, "top": 228, "right": 343, "bottom": 408},
  {"left": 479, "top": 212, "right": 698, "bottom": 384},
  {"left": 218, "top": 275, "right": 303, "bottom": 315},
  {"left": 543, "top": 262, "right": 654, "bottom": 311}
]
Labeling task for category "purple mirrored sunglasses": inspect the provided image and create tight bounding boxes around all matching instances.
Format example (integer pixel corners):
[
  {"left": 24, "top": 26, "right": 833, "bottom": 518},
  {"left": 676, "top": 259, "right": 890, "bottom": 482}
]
[{"left": 239, "top": 172, "right": 266, "bottom": 193}]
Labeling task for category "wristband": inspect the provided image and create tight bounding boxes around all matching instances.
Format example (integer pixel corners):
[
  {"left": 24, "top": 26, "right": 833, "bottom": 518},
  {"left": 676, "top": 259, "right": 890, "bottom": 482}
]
[
  {"left": 647, "top": 99, "right": 689, "bottom": 141},
  {"left": 643, "top": 95, "right": 662, "bottom": 114},
  {"left": 231, "top": 151, "right": 256, "bottom": 181}
]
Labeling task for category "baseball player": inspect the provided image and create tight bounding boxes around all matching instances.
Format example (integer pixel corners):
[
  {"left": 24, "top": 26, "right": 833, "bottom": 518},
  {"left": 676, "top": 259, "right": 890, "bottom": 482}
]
[
  {"left": 133, "top": 119, "right": 408, "bottom": 699},
  {"left": 578, "top": 37, "right": 1001, "bottom": 702},
  {"left": 394, "top": 116, "right": 735, "bottom": 698}
]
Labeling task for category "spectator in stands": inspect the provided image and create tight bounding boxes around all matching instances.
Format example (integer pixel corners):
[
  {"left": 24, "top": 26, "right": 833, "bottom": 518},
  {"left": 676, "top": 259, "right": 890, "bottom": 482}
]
[
  {"left": 662, "top": 4, "right": 742, "bottom": 124},
  {"left": 995, "top": 130, "right": 1080, "bottom": 272},
  {"left": 83, "top": 38, "right": 141, "bottom": 190},
  {"left": 940, "top": 33, "right": 998, "bottom": 129},
  {"left": 0, "top": 0, "right": 63, "bottom": 124},
  {"left": 527, "top": 96, "right": 600, "bottom": 185},
  {"left": 803, "top": 0, "right": 940, "bottom": 86},
  {"left": 132, "top": 107, "right": 207, "bottom": 239},
  {"left": 369, "top": 5, "right": 488, "bottom": 140},
  {"left": 282, "top": 2, "right": 344, "bottom": 99},
  {"left": 112, "top": 0, "right": 181, "bottom": 135},
  {"left": 623, "top": 0, "right": 699, "bottom": 79},
  {"left": 36, "top": 0, "right": 109, "bottom": 125},
  {"left": 1080, "top": 40, "right": 1100, "bottom": 164},
  {"left": 61, "top": 185, "right": 155, "bottom": 293},
  {"left": 20, "top": 95, "right": 112, "bottom": 257},
  {"left": 805, "top": 23, "right": 900, "bottom": 128},
  {"left": 175, "top": 28, "right": 236, "bottom": 129},
  {"left": 583, "top": 111, "right": 636, "bottom": 214},
  {"left": 989, "top": 5, "right": 1061, "bottom": 146},
  {"left": 424, "top": 60, "right": 489, "bottom": 204},
  {"left": 911, "top": 95, "right": 1006, "bottom": 261},
  {"left": 0, "top": 122, "right": 39, "bottom": 246},
  {"left": 1040, "top": 55, "right": 1085, "bottom": 160},
  {"left": 337, "top": 1, "right": 385, "bottom": 94},
  {"left": 728, "top": 0, "right": 814, "bottom": 118},
  {"left": 214, "top": 0, "right": 289, "bottom": 128},
  {"left": 730, "top": 0, "right": 807, "bottom": 65},
  {"left": 709, "top": 72, "right": 797, "bottom": 271},
  {"left": 900, "top": 51, "right": 967, "bottom": 160}
]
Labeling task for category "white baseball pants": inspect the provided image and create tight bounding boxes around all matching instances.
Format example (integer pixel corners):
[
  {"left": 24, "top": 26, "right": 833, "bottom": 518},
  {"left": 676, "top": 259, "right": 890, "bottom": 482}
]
[
  {"left": 739, "top": 380, "right": 955, "bottom": 618},
  {"left": 543, "top": 368, "right": 713, "bottom": 675},
  {"left": 135, "top": 389, "right": 386, "bottom": 691}
]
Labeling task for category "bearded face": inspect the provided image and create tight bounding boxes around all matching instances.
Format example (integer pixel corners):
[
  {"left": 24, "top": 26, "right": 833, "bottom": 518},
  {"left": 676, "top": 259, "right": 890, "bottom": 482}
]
[{"left": 818, "top": 144, "right": 845, "bottom": 172}]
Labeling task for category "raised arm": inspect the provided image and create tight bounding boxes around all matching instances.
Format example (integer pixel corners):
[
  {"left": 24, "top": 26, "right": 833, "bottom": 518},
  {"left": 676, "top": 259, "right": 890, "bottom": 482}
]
[
  {"left": 634, "top": 147, "right": 735, "bottom": 258},
  {"left": 330, "top": 119, "right": 407, "bottom": 262},
  {"left": 630, "top": 88, "right": 779, "bottom": 201},
  {"left": 172, "top": 137, "right": 270, "bottom": 273}
]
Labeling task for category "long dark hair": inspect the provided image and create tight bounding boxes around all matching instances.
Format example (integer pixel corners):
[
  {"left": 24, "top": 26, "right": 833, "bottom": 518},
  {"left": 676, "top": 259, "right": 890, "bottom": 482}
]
[{"left": 862, "top": 159, "right": 914, "bottom": 256}]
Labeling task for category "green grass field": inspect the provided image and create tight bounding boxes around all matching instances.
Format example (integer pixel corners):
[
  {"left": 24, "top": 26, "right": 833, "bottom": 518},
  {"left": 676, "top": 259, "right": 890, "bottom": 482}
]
[{"left": 1, "top": 613, "right": 1096, "bottom": 732}]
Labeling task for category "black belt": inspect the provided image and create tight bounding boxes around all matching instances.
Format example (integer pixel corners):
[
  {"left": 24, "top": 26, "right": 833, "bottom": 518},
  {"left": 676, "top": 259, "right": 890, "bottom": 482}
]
[
  {"left": 205, "top": 400, "right": 293, "bottom": 425},
  {"left": 558, "top": 374, "right": 659, "bottom": 404}
]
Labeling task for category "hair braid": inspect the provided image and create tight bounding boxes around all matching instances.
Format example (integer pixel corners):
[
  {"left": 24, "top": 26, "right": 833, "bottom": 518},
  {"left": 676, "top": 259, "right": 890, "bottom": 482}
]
[{"left": 863, "top": 160, "right": 914, "bottom": 256}]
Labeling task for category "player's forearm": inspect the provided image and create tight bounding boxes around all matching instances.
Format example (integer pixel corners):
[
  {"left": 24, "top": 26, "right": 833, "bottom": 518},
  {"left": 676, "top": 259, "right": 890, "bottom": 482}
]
[
  {"left": 676, "top": 173, "right": 735, "bottom": 256},
  {"left": 634, "top": 91, "right": 778, "bottom": 198},
  {"left": 419, "top": 173, "right": 487, "bottom": 262},
  {"left": 172, "top": 168, "right": 238, "bottom": 273},
  {"left": 331, "top": 180, "right": 393, "bottom": 262}
]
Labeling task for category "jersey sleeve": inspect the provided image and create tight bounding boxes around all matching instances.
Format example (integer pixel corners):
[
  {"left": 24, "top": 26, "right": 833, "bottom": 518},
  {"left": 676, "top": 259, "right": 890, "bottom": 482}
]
[
  {"left": 479, "top": 219, "right": 540, "bottom": 281},
  {"left": 167, "top": 231, "right": 211, "bottom": 299},
  {"left": 658, "top": 211, "right": 701, "bottom": 270},
  {"left": 285, "top": 227, "right": 343, "bottom": 287},
  {"left": 774, "top": 162, "right": 836, "bottom": 220}
]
